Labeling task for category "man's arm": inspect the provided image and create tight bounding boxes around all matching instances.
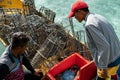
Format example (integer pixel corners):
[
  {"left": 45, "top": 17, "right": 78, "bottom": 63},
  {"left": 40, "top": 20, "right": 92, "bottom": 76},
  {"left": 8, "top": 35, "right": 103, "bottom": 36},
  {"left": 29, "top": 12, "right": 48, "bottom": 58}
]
[
  {"left": 22, "top": 55, "right": 43, "bottom": 78},
  {"left": 0, "top": 63, "right": 10, "bottom": 79},
  {"left": 22, "top": 55, "right": 35, "bottom": 73},
  {"left": 86, "top": 25, "right": 110, "bottom": 68}
]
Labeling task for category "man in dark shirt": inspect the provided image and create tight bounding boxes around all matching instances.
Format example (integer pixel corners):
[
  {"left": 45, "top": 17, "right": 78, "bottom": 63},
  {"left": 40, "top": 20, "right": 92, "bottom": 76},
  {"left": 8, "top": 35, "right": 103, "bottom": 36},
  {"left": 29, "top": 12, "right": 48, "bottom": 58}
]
[{"left": 0, "top": 32, "right": 43, "bottom": 80}]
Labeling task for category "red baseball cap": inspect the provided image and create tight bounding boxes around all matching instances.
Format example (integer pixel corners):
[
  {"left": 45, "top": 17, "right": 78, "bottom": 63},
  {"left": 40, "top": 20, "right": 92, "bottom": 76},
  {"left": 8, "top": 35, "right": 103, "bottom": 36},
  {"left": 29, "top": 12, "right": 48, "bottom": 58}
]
[{"left": 68, "top": 1, "right": 88, "bottom": 18}]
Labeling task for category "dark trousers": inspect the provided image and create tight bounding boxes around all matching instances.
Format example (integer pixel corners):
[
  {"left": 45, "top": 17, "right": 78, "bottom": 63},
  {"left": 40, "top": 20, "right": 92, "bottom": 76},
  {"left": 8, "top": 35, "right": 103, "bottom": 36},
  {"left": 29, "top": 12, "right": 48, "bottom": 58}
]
[{"left": 24, "top": 71, "right": 43, "bottom": 80}]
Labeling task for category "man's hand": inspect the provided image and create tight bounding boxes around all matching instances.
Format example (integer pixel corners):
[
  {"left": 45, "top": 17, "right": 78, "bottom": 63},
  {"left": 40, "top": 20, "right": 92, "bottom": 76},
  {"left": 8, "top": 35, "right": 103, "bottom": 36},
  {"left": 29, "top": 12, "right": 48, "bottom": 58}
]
[
  {"left": 34, "top": 68, "right": 43, "bottom": 77},
  {"left": 97, "top": 68, "right": 109, "bottom": 78}
]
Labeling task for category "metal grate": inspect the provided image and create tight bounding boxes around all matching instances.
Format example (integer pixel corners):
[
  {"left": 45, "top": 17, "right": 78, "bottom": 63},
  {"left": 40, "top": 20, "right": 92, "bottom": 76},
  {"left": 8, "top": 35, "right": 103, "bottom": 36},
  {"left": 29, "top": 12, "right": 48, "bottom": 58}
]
[
  {"left": 31, "top": 29, "right": 67, "bottom": 67},
  {"left": 39, "top": 6, "right": 56, "bottom": 22}
]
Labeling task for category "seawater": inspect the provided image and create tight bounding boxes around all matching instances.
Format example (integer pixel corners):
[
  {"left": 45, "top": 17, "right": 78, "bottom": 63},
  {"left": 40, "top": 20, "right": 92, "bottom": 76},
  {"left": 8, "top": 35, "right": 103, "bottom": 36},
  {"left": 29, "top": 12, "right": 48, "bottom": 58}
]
[
  {"left": 35, "top": 0, "right": 120, "bottom": 37},
  {"left": 0, "top": 42, "right": 5, "bottom": 55},
  {"left": 0, "top": 0, "right": 120, "bottom": 55}
]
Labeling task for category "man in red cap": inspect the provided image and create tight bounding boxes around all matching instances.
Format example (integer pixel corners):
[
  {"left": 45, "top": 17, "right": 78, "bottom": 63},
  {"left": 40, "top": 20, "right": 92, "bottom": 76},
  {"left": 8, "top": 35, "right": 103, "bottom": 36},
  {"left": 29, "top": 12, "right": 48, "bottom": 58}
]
[{"left": 68, "top": 0, "right": 120, "bottom": 80}]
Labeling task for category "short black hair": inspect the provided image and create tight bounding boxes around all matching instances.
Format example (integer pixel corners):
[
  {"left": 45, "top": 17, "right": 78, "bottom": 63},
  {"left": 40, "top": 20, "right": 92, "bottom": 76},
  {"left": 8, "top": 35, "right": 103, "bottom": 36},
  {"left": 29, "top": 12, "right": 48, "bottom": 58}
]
[
  {"left": 80, "top": 8, "right": 89, "bottom": 12},
  {"left": 76, "top": 8, "right": 89, "bottom": 12},
  {"left": 11, "top": 32, "right": 30, "bottom": 49}
]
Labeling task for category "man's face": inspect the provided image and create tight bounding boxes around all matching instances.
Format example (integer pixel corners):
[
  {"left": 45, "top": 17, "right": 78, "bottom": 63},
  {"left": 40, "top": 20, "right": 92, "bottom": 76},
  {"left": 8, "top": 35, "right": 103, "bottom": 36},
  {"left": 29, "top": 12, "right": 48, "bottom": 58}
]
[
  {"left": 74, "top": 10, "right": 84, "bottom": 22},
  {"left": 18, "top": 44, "right": 28, "bottom": 54}
]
